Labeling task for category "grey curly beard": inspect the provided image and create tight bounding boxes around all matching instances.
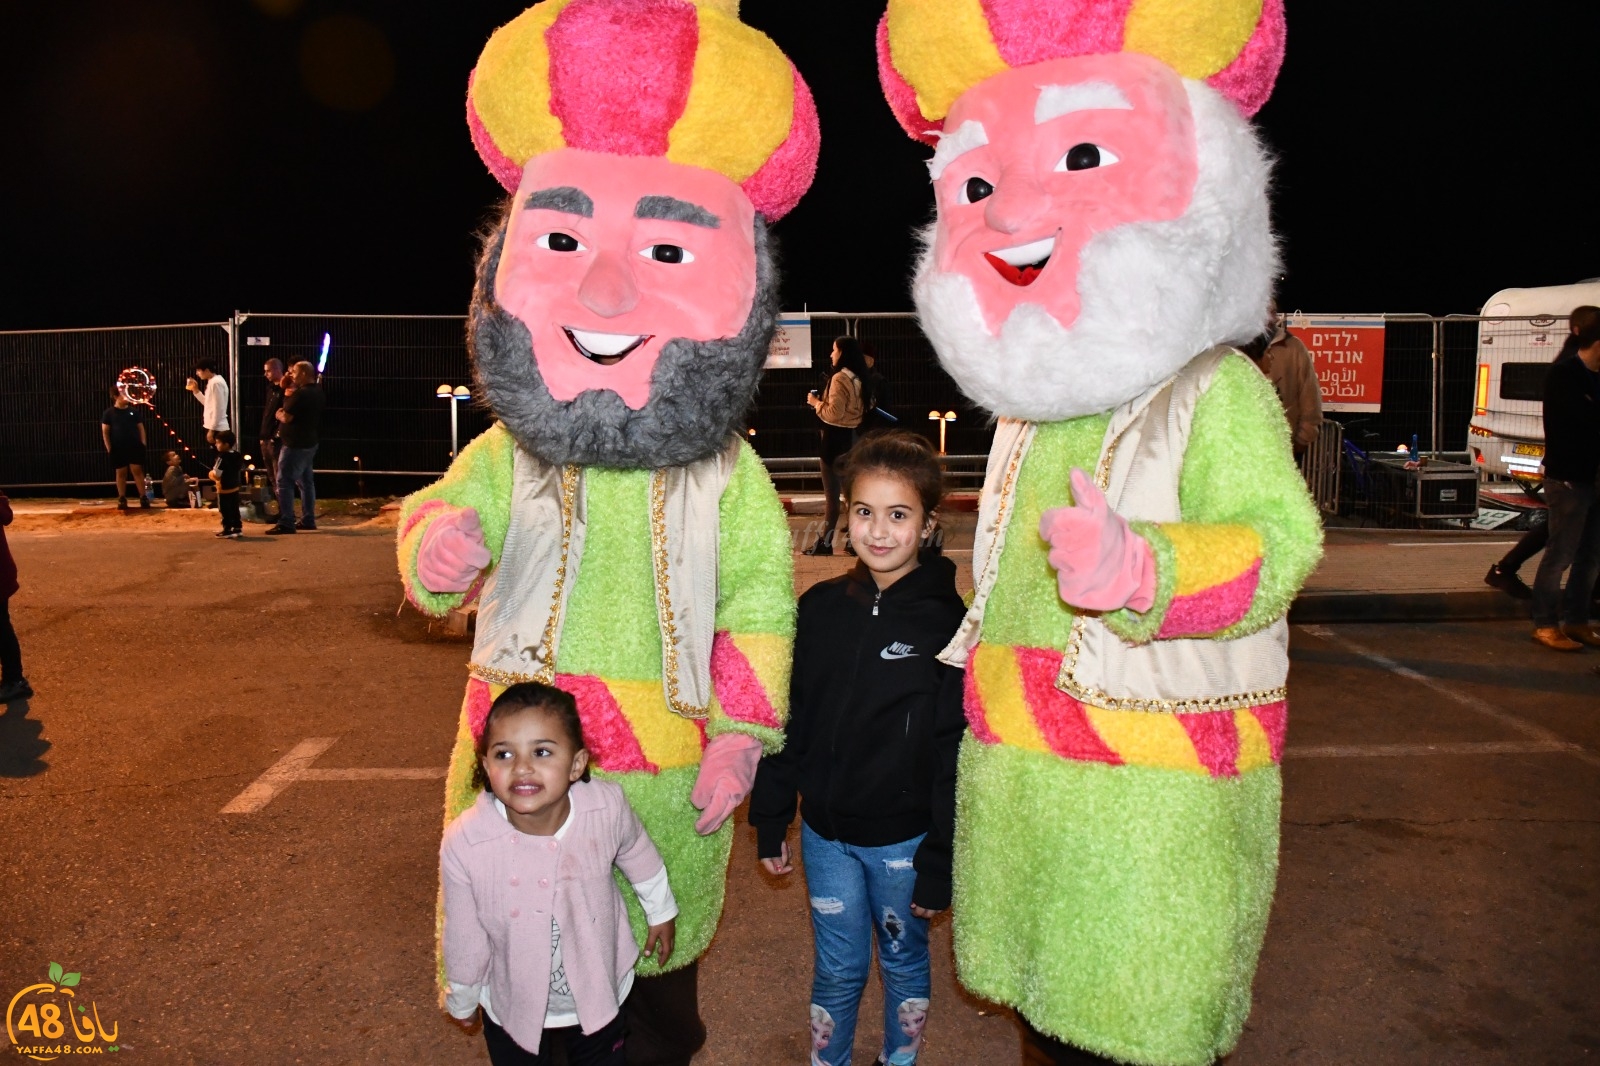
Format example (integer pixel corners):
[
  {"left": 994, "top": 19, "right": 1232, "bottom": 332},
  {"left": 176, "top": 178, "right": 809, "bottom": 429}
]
[{"left": 468, "top": 206, "right": 780, "bottom": 469}]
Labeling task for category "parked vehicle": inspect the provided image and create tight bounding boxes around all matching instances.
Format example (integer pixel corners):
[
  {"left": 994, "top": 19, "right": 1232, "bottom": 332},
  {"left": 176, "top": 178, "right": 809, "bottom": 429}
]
[{"left": 1468, "top": 279, "right": 1600, "bottom": 488}]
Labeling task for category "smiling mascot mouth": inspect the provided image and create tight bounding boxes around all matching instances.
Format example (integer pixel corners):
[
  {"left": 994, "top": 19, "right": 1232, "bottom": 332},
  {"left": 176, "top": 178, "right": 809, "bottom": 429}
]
[
  {"left": 563, "top": 328, "right": 652, "bottom": 365},
  {"left": 983, "top": 234, "right": 1058, "bottom": 287}
]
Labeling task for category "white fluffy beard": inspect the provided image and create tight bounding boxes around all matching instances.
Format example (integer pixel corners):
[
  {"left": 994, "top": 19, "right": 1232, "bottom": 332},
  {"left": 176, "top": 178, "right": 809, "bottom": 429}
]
[{"left": 913, "top": 81, "right": 1280, "bottom": 423}]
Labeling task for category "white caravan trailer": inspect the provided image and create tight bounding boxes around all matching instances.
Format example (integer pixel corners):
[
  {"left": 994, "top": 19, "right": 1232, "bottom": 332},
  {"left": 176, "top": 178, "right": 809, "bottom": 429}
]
[{"left": 1468, "top": 279, "right": 1600, "bottom": 486}]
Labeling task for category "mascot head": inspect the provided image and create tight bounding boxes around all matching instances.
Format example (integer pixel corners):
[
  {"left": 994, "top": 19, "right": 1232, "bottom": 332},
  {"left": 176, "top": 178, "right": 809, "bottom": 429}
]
[
  {"left": 467, "top": 0, "right": 819, "bottom": 467},
  {"left": 879, "top": 0, "right": 1284, "bottom": 422}
]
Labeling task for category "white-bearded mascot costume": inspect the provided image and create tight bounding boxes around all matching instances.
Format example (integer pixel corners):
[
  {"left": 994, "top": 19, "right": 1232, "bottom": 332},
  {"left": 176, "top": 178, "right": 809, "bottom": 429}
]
[
  {"left": 877, "top": 2, "right": 1322, "bottom": 1064},
  {"left": 399, "top": 1, "right": 818, "bottom": 1061}
]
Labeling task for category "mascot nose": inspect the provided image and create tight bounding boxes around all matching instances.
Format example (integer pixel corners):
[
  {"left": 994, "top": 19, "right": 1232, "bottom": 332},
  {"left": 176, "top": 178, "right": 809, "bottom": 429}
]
[
  {"left": 577, "top": 252, "right": 640, "bottom": 317},
  {"left": 983, "top": 172, "right": 1042, "bottom": 236}
]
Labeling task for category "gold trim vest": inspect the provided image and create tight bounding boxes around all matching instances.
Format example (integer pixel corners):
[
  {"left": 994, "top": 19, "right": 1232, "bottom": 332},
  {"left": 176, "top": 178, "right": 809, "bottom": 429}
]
[
  {"left": 469, "top": 436, "right": 742, "bottom": 719},
  {"left": 940, "top": 348, "right": 1289, "bottom": 713}
]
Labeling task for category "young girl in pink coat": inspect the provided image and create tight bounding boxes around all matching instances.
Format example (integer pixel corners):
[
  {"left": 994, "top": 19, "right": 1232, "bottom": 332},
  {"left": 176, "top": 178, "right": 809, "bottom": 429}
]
[{"left": 442, "top": 683, "right": 678, "bottom": 1065}]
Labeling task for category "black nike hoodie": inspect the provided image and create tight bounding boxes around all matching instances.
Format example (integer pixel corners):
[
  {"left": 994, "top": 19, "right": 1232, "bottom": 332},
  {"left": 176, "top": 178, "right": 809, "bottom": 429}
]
[{"left": 750, "top": 549, "right": 967, "bottom": 911}]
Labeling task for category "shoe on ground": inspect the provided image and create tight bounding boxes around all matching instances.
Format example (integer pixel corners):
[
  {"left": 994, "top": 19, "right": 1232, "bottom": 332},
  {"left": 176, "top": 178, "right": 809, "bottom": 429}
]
[
  {"left": 139, "top": 496, "right": 151, "bottom": 509},
  {"left": 296, "top": 520, "right": 317, "bottom": 531},
  {"left": 1484, "top": 564, "right": 1532, "bottom": 599},
  {"left": 215, "top": 531, "right": 232, "bottom": 538},
  {"left": 1532, "top": 626, "right": 1583, "bottom": 652},
  {"left": 117, "top": 497, "right": 129, "bottom": 511},
  {"left": 802, "top": 534, "right": 833, "bottom": 556},
  {"left": 1560, "top": 623, "right": 1600, "bottom": 648},
  {"left": 0, "top": 677, "right": 34, "bottom": 702},
  {"left": 265, "top": 525, "right": 296, "bottom": 536}
]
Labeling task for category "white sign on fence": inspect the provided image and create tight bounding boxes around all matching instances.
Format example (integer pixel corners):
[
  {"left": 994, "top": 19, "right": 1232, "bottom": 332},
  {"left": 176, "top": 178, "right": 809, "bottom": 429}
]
[
  {"left": 765, "top": 314, "right": 811, "bottom": 369},
  {"left": 247, "top": 336, "right": 271, "bottom": 346}
]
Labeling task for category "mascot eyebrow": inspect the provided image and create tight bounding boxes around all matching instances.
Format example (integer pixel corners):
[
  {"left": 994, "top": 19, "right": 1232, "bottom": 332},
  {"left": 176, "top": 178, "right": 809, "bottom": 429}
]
[
  {"left": 635, "top": 195, "right": 722, "bottom": 229},
  {"left": 524, "top": 186, "right": 594, "bottom": 215}
]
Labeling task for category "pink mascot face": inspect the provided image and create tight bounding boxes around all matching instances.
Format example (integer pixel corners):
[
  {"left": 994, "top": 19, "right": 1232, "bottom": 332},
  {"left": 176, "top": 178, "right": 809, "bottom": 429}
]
[
  {"left": 495, "top": 148, "right": 759, "bottom": 411},
  {"left": 929, "top": 51, "right": 1198, "bottom": 335}
]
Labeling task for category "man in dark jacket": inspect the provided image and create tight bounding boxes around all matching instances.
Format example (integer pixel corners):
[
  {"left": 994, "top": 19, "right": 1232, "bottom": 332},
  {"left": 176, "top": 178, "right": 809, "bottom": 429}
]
[
  {"left": 1531, "top": 315, "right": 1600, "bottom": 650},
  {"left": 0, "top": 489, "right": 30, "bottom": 702},
  {"left": 266, "top": 361, "right": 326, "bottom": 535},
  {"left": 1487, "top": 305, "right": 1600, "bottom": 598},
  {"left": 259, "top": 358, "right": 286, "bottom": 511}
]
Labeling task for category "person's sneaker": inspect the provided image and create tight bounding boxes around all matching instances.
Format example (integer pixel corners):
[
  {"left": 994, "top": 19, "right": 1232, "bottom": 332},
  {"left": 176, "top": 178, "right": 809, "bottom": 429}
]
[
  {"left": 227, "top": 531, "right": 243, "bottom": 539},
  {"left": 215, "top": 530, "right": 233, "bottom": 538},
  {"left": 1560, "top": 623, "right": 1600, "bottom": 648},
  {"left": 296, "top": 520, "right": 317, "bottom": 531},
  {"left": 0, "top": 677, "right": 34, "bottom": 702},
  {"left": 139, "top": 496, "right": 151, "bottom": 509},
  {"left": 1484, "top": 563, "right": 1532, "bottom": 599},
  {"left": 116, "top": 497, "right": 129, "bottom": 511},
  {"left": 1533, "top": 626, "right": 1583, "bottom": 652},
  {"left": 265, "top": 525, "right": 296, "bottom": 536}
]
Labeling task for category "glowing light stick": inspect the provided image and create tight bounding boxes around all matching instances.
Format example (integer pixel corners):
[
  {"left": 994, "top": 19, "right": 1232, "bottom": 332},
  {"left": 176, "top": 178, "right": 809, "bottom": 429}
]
[{"left": 318, "top": 333, "right": 331, "bottom": 374}]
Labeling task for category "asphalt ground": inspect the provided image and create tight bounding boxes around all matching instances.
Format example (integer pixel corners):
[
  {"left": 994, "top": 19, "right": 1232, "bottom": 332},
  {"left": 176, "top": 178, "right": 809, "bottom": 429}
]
[{"left": 1, "top": 515, "right": 1596, "bottom": 1064}]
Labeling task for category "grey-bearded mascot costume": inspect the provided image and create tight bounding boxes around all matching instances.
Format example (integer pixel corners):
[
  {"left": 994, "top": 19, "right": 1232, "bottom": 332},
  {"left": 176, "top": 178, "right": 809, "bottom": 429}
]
[{"left": 397, "top": 0, "right": 819, "bottom": 1060}]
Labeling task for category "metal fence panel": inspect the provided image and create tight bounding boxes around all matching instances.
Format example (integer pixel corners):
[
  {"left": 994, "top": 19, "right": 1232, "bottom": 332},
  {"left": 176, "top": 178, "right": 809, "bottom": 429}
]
[
  {"left": 231, "top": 314, "right": 487, "bottom": 493},
  {"left": 0, "top": 311, "right": 1547, "bottom": 528},
  {"left": 0, "top": 323, "right": 225, "bottom": 489}
]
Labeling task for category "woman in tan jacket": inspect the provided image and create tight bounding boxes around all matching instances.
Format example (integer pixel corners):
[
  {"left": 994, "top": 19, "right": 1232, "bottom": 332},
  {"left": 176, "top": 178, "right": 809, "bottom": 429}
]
[{"left": 803, "top": 337, "right": 868, "bottom": 555}]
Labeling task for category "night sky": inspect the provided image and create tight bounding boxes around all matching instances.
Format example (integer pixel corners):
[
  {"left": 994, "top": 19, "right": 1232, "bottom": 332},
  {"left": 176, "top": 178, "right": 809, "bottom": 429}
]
[{"left": 2, "top": 0, "right": 1595, "bottom": 333}]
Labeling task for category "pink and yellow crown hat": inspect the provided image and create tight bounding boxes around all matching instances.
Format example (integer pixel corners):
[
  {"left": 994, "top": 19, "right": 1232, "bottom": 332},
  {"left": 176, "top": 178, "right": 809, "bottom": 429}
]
[
  {"left": 878, "top": 0, "right": 1285, "bottom": 144},
  {"left": 467, "top": 0, "right": 820, "bottom": 221}
]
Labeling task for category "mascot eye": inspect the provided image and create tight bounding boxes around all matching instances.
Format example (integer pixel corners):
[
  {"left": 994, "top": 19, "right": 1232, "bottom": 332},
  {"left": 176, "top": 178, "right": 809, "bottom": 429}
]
[
  {"left": 1055, "top": 143, "right": 1120, "bottom": 172},
  {"left": 958, "top": 176, "right": 994, "bottom": 204},
  {"left": 640, "top": 244, "right": 694, "bottom": 264},
  {"left": 536, "top": 232, "right": 585, "bottom": 252}
]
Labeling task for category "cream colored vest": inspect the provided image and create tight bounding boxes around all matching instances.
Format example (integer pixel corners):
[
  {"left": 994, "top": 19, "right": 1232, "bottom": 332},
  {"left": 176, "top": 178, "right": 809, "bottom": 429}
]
[
  {"left": 469, "top": 437, "right": 742, "bottom": 719},
  {"left": 940, "top": 348, "right": 1289, "bottom": 713}
]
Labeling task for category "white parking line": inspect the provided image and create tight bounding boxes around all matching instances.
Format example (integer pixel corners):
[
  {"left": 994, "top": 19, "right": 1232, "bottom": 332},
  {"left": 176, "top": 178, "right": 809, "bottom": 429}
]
[
  {"left": 1299, "top": 625, "right": 1599, "bottom": 769},
  {"left": 221, "top": 737, "right": 445, "bottom": 814}
]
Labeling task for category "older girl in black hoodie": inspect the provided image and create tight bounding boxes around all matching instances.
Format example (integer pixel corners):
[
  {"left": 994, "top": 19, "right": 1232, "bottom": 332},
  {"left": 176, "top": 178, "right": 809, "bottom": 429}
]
[{"left": 751, "top": 431, "right": 966, "bottom": 1066}]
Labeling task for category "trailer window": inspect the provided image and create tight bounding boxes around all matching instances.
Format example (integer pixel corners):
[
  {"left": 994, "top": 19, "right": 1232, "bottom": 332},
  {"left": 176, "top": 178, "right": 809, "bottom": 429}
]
[{"left": 1499, "top": 363, "right": 1549, "bottom": 402}]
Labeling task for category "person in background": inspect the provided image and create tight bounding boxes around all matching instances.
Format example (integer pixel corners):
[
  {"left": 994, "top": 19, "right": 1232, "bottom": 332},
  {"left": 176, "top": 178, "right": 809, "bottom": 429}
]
[
  {"left": 161, "top": 450, "right": 192, "bottom": 509},
  {"left": 0, "top": 487, "right": 30, "bottom": 703},
  {"left": 1486, "top": 304, "right": 1600, "bottom": 599},
  {"left": 260, "top": 358, "right": 286, "bottom": 515},
  {"left": 803, "top": 337, "right": 868, "bottom": 556},
  {"left": 268, "top": 361, "right": 326, "bottom": 535},
  {"left": 859, "top": 342, "right": 893, "bottom": 432},
  {"left": 1530, "top": 314, "right": 1600, "bottom": 651},
  {"left": 1263, "top": 303, "right": 1324, "bottom": 458},
  {"left": 210, "top": 431, "right": 244, "bottom": 540},
  {"left": 186, "top": 359, "right": 231, "bottom": 447},
  {"left": 101, "top": 385, "right": 150, "bottom": 511}
]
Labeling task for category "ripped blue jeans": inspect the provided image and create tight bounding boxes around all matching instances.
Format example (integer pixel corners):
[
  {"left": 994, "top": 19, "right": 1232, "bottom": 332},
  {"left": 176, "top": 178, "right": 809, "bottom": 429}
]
[{"left": 801, "top": 823, "right": 930, "bottom": 1066}]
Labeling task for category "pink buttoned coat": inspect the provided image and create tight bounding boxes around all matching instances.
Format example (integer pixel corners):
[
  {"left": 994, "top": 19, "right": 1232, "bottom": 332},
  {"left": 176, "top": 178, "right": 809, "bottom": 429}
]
[{"left": 441, "top": 780, "right": 666, "bottom": 1053}]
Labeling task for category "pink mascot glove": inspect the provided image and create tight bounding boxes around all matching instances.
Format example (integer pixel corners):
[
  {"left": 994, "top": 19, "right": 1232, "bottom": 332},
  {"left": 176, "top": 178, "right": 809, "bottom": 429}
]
[
  {"left": 416, "top": 507, "right": 492, "bottom": 594},
  {"left": 690, "top": 732, "right": 763, "bottom": 835},
  {"left": 1039, "top": 469, "right": 1157, "bottom": 613}
]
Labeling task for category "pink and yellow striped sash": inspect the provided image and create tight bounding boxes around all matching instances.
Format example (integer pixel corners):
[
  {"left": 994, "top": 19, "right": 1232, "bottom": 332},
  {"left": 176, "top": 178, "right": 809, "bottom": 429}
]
[{"left": 965, "top": 643, "right": 1286, "bottom": 777}]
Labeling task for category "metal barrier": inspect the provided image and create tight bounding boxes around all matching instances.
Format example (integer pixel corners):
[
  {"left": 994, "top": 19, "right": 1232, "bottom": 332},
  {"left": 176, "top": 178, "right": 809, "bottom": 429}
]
[
  {"left": 1299, "top": 419, "right": 1342, "bottom": 514},
  {"left": 0, "top": 310, "right": 1551, "bottom": 530},
  {"left": 0, "top": 322, "right": 225, "bottom": 490}
]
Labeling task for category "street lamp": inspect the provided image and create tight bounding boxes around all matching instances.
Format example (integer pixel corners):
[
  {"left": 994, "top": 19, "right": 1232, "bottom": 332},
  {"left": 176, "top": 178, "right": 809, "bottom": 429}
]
[
  {"left": 928, "top": 409, "right": 957, "bottom": 454},
  {"left": 437, "top": 384, "right": 472, "bottom": 459}
]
